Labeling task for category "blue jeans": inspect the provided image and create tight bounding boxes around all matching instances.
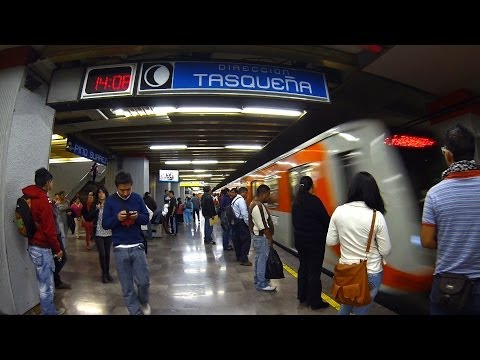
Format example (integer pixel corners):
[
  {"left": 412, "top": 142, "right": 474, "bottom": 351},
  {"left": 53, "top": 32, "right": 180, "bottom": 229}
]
[
  {"left": 430, "top": 275, "right": 480, "bottom": 315},
  {"left": 338, "top": 271, "right": 383, "bottom": 315},
  {"left": 253, "top": 235, "right": 270, "bottom": 290},
  {"left": 184, "top": 209, "right": 192, "bottom": 224},
  {"left": 113, "top": 244, "right": 150, "bottom": 315},
  {"left": 204, "top": 216, "right": 213, "bottom": 241},
  {"left": 27, "top": 246, "right": 56, "bottom": 315}
]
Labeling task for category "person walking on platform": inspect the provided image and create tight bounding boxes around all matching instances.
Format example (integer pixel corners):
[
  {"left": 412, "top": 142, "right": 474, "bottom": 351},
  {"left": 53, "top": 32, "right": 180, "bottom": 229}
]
[
  {"left": 102, "top": 171, "right": 151, "bottom": 315},
  {"left": 249, "top": 184, "right": 276, "bottom": 291},
  {"left": 421, "top": 124, "right": 480, "bottom": 315},
  {"left": 93, "top": 186, "right": 114, "bottom": 283},
  {"left": 326, "top": 171, "right": 391, "bottom": 315},
  {"left": 292, "top": 176, "right": 330, "bottom": 310},
  {"left": 191, "top": 193, "right": 201, "bottom": 223},
  {"left": 22, "top": 167, "right": 65, "bottom": 315}
]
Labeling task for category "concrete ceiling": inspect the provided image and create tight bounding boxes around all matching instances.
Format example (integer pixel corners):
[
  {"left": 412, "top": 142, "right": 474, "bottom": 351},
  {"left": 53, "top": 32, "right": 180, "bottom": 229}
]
[{"left": 10, "top": 44, "right": 478, "bottom": 187}]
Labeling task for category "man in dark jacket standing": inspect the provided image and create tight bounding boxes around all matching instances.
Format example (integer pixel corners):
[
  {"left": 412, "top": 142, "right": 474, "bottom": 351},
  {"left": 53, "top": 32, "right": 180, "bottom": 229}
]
[
  {"left": 143, "top": 192, "right": 158, "bottom": 240},
  {"left": 201, "top": 186, "right": 217, "bottom": 244},
  {"left": 23, "top": 167, "right": 65, "bottom": 315}
]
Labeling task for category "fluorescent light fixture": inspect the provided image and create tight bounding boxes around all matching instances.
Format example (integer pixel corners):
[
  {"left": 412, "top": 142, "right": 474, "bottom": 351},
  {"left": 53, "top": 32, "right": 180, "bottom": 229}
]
[
  {"left": 165, "top": 160, "right": 191, "bottom": 165},
  {"left": 49, "top": 157, "right": 92, "bottom": 164},
  {"left": 112, "top": 109, "right": 126, "bottom": 116},
  {"left": 150, "top": 145, "right": 187, "bottom": 150},
  {"left": 176, "top": 107, "right": 241, "bottom": 114},
  {"left": 191, "top": 160, "right": 218, "bottom": 164},
  {"left": 195, "top": 174, "right": 212, "bottom": 178},
  {"left": 193, "top": 169, "right": 207, "bottom": 173},
  {"left": 187, "top": 146, "right": 224, "bottom": 150},
  {"left": 225, "top": 145, "right": 263, "bottom": 150},
  {"left": 242, "top": 107, "right": 304, "bottom": 117},
  {"left": 218, "top": 160, "right": 246, "bottom": 164},
  {"left": 51, "top": 134, "right": 63, "bottom": 140},
  {"left": 153, "top": 106, "right": 176, "bottom": 115}
]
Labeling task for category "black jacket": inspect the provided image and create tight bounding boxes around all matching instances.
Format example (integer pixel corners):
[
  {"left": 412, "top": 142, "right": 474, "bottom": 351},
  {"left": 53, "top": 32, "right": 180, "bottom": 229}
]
[
  {"left": 292, "top": 192, "right": 330, "bottom": 250},
  {"left": 201, "top": 193, "right": 216, "bottom": 217},
  {"left": 143, "top": 195, "right": 157, "bottom": 212}
]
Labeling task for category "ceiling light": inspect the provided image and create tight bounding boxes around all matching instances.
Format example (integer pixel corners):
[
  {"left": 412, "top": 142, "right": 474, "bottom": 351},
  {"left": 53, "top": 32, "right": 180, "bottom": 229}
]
[
  {"left": 153, "top": 106, "right": 177, "bottom": 115},
  {"left": 191, "top": 160, "right": 218, "bottom": 164},
  {"left": 242, "top": 107, "right": 304, "bottom": 117},
  {"left": 218, "top": 160, "right": 246, "bottom": 164},
  {"left": 150, "top": 145, "right": 187, "bottom": 150},
  {"left": 176, "top": 107, "right": 241, "bottom": 114},
  {"left": 187, "top": 147, "right": 224, "bottom": 150},
  {"left": 165, "top": 161, "right": 191, "bottom": 165},
  {"left": 112, "top": 109, "right": 126, "bottom": 116},
  {"left": 225, "top": 145, "right": 263, "bottom": 150},
  {"left": 51, "top": 134, "right": 63, "bottom": 140},
  {"left": 49, "top": 157, "right": 92, "bottom": 164}
]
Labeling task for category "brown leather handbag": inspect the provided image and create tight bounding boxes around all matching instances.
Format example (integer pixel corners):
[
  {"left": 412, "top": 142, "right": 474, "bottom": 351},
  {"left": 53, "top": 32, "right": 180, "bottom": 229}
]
[{"left": 331, "top": 210, "right": 377, "bottom": 307}]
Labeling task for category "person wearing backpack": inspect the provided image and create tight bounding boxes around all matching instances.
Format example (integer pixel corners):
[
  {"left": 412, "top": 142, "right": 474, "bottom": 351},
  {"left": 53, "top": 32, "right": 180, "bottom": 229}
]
[
  {"left": 184, "top": 196, "right": 193, "bottom": 225},
  {"left": 22, "top": 167, "right": 65, "bottom": 315}
]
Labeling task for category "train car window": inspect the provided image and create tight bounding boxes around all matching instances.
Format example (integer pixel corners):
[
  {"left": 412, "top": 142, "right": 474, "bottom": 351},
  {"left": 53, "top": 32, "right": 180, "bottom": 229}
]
[
  {"left": 394, "top": 145, "right": 444, "bottom": 209},
  {"left": 288, "top": 163, "right": 316, "bottom": 205},
  {"left": 263, "top": 175, "right": 279, "bottom": 208}
]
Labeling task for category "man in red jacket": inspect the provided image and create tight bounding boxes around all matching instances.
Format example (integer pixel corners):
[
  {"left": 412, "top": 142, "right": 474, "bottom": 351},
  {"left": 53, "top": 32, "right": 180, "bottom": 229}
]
[{"left": 22, "top": 167, "right": 65, "bottom": 315}]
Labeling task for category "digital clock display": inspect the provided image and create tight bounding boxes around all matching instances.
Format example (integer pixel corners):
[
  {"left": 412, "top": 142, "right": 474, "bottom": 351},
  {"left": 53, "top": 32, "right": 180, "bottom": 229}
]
[{"left": 80, "top": 64, "right": 136, "bottom": 99}]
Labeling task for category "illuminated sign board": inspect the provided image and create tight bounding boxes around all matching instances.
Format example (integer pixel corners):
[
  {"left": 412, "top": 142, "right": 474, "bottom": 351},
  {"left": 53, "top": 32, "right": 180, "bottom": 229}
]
[
  {"left": 137, "top": 61, "right": 329, "bottom": 102},
  {"left": 180, "top": 181, "right": 205, "bottom": 187},
  {"left": 159, "top": 169, "right": 179, "bottom": 182},
  {"left": 80, "top": 64, "right": 137, "bottom": 99},
  {"left": 66, "top": 136, "right": 108, "bottom": 165}
]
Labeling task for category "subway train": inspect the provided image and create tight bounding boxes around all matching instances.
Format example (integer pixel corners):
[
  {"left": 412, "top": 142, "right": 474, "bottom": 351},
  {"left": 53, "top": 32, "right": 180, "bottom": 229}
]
[{"left": 227, "top": 118, "right": 454, "bottom": 314}]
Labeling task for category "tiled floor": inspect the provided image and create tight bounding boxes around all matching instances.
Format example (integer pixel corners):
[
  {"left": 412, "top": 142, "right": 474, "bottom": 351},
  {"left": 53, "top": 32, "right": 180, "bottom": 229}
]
[{"left": 31, "top": 219, "right": 395, "bottom": 315}]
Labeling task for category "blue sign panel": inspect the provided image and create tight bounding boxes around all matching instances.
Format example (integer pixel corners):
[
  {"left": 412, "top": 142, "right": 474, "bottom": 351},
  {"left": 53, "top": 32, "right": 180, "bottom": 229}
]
[
  {"left": 66, "top": 137, "right": 108, "bottom": 165},
  {"left": 137, "top": 61, "right": 329, "bottom": 102}
]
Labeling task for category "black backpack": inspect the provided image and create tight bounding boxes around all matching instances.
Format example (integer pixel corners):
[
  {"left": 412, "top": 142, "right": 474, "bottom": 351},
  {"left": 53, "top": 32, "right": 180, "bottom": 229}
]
[
  {"left": 225, "top": 197, "right": 241, "bottom": 227},
  {"left": 15, "top": 195, "right": 37, "bottom": 238}
]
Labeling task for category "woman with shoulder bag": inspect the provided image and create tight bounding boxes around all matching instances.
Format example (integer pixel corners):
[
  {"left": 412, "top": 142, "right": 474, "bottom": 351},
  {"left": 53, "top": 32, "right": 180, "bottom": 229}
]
[{"left": 326, "top": 171, "right": 392, "bottom": 315}]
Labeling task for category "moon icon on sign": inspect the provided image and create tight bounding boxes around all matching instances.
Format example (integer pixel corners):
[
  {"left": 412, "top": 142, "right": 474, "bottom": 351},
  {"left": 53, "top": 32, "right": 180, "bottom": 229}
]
[{"left": 144, "top": 64, "right": 170, "bottom": 87}]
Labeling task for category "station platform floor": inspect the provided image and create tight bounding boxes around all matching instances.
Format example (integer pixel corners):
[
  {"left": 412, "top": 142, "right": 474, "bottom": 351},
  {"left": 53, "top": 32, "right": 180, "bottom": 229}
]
[{"left": 34, "top": 219, "right": 397, "bottom": 315}]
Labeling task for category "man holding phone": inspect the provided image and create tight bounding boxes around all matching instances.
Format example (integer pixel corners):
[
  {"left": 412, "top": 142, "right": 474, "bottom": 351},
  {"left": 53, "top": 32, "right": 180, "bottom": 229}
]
[{"left": 102, "top": 171, "right": 151, "bottom": 315}]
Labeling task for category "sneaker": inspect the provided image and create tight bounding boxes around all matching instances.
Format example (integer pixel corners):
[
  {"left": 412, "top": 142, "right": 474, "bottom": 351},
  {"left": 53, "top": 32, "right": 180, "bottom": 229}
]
[
  {"left": 258, "top": 285, "right": 277, "bottom": 292},
  {"left": 240, "top": 261, "right": 253, "bottom": 266},
  {"left": 56, "top": 307, "right": 66, "bottom": 315},
  {"left": 141, "top": 303, "right": 151, "bottom": 315},
  {"left": 56, "top": 282, "right": 72, "bottom": 290}
]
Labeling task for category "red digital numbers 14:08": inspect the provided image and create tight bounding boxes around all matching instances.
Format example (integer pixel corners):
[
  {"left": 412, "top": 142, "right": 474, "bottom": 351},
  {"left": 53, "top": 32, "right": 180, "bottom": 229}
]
[{"left": 94, "top": 74, "right": 131, "bottom": 91}]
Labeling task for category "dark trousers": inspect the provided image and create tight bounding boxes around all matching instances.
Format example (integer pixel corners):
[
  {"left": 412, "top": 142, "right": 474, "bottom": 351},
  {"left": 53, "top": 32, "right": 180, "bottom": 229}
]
[
  {"left": 297, "top": 246, "right": 325, "bottom": 307},
  {"left": 233, "top": 222, "right": 251, "bottom": 262},
  {"left": 95, "top": 235, "right": 112, "bottom": 275},
  {"left": 53, "top": 234, "right": 67, "bottom": 287},
  {"left": 169, "top": 214, "right": 177, "bottom": 234},
  {"left": 163, "top": 214, "right": 171, "bottom": 234},
  {"left": 193, "top": 209, "right": 200, "bottom": 222}
]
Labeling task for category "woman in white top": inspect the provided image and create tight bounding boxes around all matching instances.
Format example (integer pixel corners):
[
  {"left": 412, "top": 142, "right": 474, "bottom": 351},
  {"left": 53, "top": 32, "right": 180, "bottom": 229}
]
[{"left": 326, "top": 171, "right": 392, "bottom": 315}]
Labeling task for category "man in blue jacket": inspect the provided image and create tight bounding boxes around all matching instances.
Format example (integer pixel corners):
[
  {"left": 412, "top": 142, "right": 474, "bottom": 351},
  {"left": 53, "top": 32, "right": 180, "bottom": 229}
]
[{"left": 102, "top": 171, "right": 151, "bottom": 315}]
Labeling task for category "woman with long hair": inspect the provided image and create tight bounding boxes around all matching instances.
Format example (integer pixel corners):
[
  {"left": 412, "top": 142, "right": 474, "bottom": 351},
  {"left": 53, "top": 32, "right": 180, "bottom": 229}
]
[
  {"left": 93, "top": 186, "right": 113, "bottom": 283},
  {"left": 326, "top": 171, "right": 392, "bottom": 315},
  {"left": 292, "top": 175, "right": 331, "bottom": 310}
]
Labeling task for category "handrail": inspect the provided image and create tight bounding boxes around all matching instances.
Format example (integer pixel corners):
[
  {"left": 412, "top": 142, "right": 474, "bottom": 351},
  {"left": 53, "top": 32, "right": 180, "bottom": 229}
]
[{"left": 65, "top": 165, "right": 107, "bottom": 200}]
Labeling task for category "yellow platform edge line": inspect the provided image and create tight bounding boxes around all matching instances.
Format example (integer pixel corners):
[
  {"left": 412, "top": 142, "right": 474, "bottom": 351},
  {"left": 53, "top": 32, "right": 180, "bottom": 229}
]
[{"left": 282, "top": 262, "right": 341, "bottom": 311}]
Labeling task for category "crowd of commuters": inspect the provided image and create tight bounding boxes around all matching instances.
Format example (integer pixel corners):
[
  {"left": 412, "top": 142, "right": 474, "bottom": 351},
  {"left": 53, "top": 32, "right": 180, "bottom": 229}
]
[{"left": 21, "top": 123, "right": 480, "bottom": 315}]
